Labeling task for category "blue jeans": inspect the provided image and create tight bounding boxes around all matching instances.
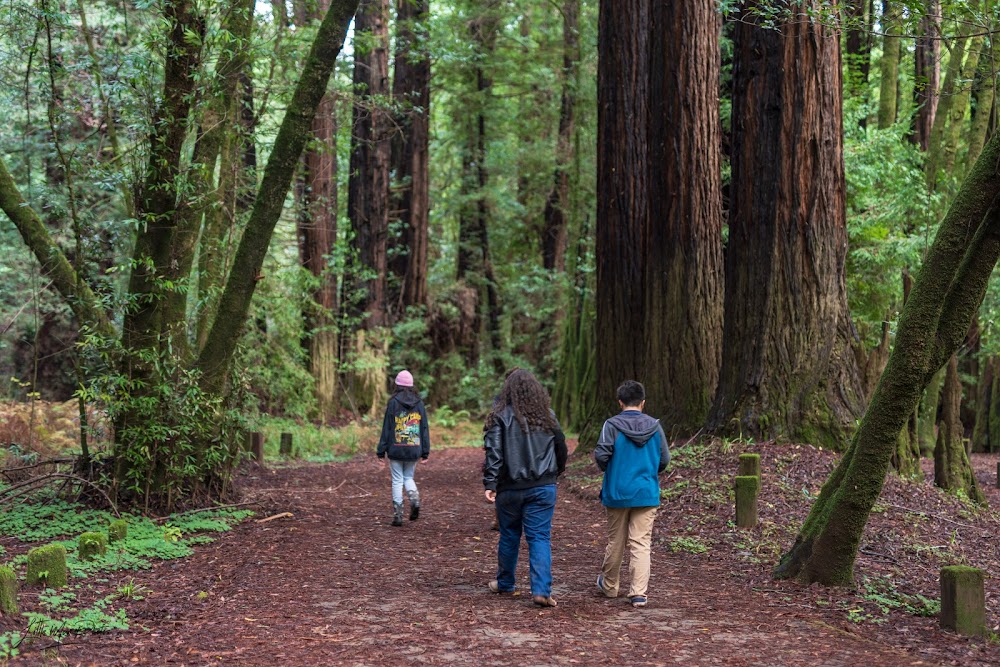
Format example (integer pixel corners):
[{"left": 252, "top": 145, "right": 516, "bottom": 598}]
[
  {"left": 494, "top": 484, "right": 557, "bottom": 597},
  {"left": 388, "top": 459, "right": 418, "bottom": 504}
]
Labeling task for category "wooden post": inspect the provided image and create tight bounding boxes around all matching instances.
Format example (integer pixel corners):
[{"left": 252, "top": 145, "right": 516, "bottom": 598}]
[
  {"left": 940, "top": 566, "right": 986, "bottom": 637},
  {"left": 245, "top": 432, "right": 264, "bottom": 463},
  {"left": 996, "top": 462, "right": 999, "bottom": 489},
  {"left": 738, "top": 453, "right": 761, "bottom": 479},
  {"left": 0, "top": 565, "right": 17, "bottom": 614},
  {"left": 280, "top": 432, "right": 293, "bottom": 456},
  {"left": 735, "top": 475, "right": 759, "bottom": 528}
]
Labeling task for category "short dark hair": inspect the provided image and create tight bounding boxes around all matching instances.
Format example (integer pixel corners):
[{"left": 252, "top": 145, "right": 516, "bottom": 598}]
[{"left": 617, "top": 380, "right": 645, "bottom": 407}]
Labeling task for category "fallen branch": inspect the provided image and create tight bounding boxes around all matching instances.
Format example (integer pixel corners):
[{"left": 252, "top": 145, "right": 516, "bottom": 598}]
[
  {"left": 1, "top": 457, "right": 74, "bottom": 475},
  {"left": 0, "top": 472, "right": 119, "bottom": 517},
  {"left": 255, "top": 511, "right": 293, "bottom": 523}
]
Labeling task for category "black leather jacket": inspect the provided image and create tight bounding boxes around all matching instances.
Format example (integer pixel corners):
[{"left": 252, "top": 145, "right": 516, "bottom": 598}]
[{"left": 483, "top": 406, "right": 568, "bottom": 492}]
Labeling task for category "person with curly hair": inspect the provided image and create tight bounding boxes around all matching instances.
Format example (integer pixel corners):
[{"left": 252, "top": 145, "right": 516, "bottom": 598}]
[{"left": 482, "top": 369, "right": 568, "bottom": 607}]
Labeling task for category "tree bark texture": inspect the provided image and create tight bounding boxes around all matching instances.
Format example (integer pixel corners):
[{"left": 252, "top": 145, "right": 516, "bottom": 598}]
[
  {"left": 709, "top": 6, "right": 863, "bottom": 449},
  {"left": 939, "top": 34, "right": 985, "bottom": 178},
  {"left": 971, "top": 356, "right": 995, "bottom": 452},
  {"left": 934, "top": 354, "right": 986, "bottom": 503},
  {"left": 298, "top": 0, "right": 340, "bottom": 421},
  {"left": 774, "top": 127, "right": 1000, "bottom": 586},
  {"left": 388, "top": 0, "right": 431, "bottom": 313},
  {"left": 196, "top": 0, "right": 360, "bottom": 392},
  {"left": 912, "top": 0, "right": 940, "bottom": 150},
  {"left": 966, "top": 37, "right": 999, "bottom": 173},
  {"left": 926, "top": 17, "right": 973, "bottom": 190},
  {"left": 592, "top": 0, "right": 723, "bottom": 442},
  {"left": 540, "top": 0, "right": 579, "bottom": 274},
  {"left": 347, "top": 0, "right": 391, "bottom": 328},
  {"left": 876, "top": 1, "right": 901, "bottom": 129}
]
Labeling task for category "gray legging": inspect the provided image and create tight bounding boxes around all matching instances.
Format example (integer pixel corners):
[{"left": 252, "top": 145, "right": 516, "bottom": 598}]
[{"left": 388, "top": 459, "right": 418, "bottom": 504}]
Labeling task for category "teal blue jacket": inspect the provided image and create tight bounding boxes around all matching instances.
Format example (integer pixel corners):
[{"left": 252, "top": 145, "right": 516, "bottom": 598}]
[{"left": 595, "top": 410, "right": 670, "bottom": 508}]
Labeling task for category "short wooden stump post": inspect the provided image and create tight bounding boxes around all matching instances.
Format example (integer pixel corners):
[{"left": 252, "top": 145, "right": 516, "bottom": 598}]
[
  {"left": 245, "top": 432, "right": 264, "bottom": 463},
  {"left": 735, "top": 475, "right": 759, "bottom": 528},
  {"left": 280, "top": 432, "right": 293, "bottom": 456},
  {"left": 26, "top": 544, "right": 67, "bottom": 588},
  {"left": 738, "top": 453, "right": 761, "bottom": 479},
  {"left": 0, "top": 565, "right": 17, "bottom": 614},
  {"left": 940, "top": 566, "right": 986, "bottom": 637}
]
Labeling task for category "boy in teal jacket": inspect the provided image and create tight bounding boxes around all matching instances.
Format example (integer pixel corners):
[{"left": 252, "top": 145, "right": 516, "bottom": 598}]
[{"left": 594, "top": 380, "right": 670, "bottom": 608}]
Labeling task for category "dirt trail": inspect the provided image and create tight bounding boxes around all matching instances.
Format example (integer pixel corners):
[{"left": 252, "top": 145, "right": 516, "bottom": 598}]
[{"left": 46, "top": 448, "right": 979, "bottom": 666}]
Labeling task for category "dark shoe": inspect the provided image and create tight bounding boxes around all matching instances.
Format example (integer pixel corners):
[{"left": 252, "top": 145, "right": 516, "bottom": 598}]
[
  {"left": 407, "top": 489, "right": 420, "bottom": 521},
  {"left": 391, "top": 502, "right": 404, "bottom": 527},
  {"left": 596, "top": 574, "right": 614, "bottom": 598},
  {"left": 488, "top": 580, "right": 514, "bottom": 594},
  {"left": 630, "top": 595, "right": 647, "bottom": 608},
  {"left": 532, "top": 595, "right": 557, "bottom": 608}
]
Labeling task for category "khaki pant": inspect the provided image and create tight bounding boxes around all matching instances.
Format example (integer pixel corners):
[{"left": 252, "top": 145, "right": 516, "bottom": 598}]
[{"left": 599, "top": 506, "right": 658, "bottom": 598}]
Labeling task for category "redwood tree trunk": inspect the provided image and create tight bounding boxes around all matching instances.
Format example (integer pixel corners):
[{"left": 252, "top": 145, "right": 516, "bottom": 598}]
[
  {"left": 876, "top": 1, "right": 901, "bottom": 129},
  {"left": 298, "top": 0, "right": 340, "bottom": 421},
  {"left": 912, "top": 0, "right": 940, "bottom": 150},
  {"left": 388, "top": 0, "right": 430, "bottom": 315},
  {"left": 708, "top": 4, "right": 863, "bottom": 449},
  {"left": 347, "top": 0, "right": 391, "bottom": 327}
]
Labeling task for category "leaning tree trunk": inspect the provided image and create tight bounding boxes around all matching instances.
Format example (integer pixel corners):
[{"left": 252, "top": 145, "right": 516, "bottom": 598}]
[
  {"left": 196, "top": 0, "right": 360, "bottom": 393},
  {"left": 707, "top": 4, "right": 863, "bottom": 449},
  {"left": 912, "top": 0, "right": 940, "bottom": 150},
  {"left": 938, "top": 34, "right": 985, "bottom": 178},
  {"left": 774, "top": 127, "right": 1000, "bottom": 586},
  {"left": 388, "top": 0, "right": 431, "bottom": 315},
  {"left": 934, "top": 354, "right": 986, "bottom": 503},
  {"left": 926, "top": 15, "right": 974, "bottom": 190},
  {"left": 965, "top": 36, "right": 999, "bottom": 173}
]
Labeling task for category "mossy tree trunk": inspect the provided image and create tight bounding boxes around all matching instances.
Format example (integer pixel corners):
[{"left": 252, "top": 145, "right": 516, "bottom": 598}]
[
  {"left": 196, "top": 0, "right": 360, "bottom": 393},
  {"left": 917, "top": 365, "right": 945, "bottom": 456},
  {"left": 707, "top": 4, "right": 863, "bottom": 449},
  {"left": 965, "top": 36, "right": 999, "bottom": 173},
  {"left": 591, "top": 0, "right": 723, "bottom": 448},
  {"left": 934, "top": 354, "right": 986, "bottom": 503},
  {"left": 774, "top": 128, "right": 1000, "bottom": 586},
  {"left": 926, "top": 9, "right": 974, "bottom": 190}
]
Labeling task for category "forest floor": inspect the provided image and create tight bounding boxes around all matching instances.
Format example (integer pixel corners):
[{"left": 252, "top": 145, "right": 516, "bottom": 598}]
[{"left": 6, "top": 438, "right": 1000, "bottom": 666}]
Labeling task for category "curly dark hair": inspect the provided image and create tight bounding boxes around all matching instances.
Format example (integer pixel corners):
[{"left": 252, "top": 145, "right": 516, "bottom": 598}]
[{"left": 484, "top": 368, "right": 558, "bottom": 432}]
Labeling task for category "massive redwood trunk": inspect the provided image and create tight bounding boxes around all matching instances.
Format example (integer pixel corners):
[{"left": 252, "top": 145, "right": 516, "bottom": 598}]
[
  {"left": 347, "top": 0, "right": 391, "bottom": 327},
  {"left": 592, "top": 0, "right": 723, "bottom": 443},
  {"left": 708, "top": 3, "right": 863, "bottom": 449},
  {"left": 388, "top": 0, "right": 430, "bottom": 316}
]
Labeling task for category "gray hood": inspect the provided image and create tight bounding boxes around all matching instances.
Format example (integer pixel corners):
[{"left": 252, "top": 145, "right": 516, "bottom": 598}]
[{"left": 607, "top": 411, "right": 661, "bottom": 446}]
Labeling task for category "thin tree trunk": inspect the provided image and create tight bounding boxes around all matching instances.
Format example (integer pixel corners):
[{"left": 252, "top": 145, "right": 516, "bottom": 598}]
[
  {"left": 966, "top": 36, "right": 999, "bottom": 171},
  {"left": 843, "top": 0, "right": 872, "bottom": 107},
  {"left": 912, "top": 0, "right": 940, "bottom": 150},
  {"left": 939, "top": 34, "right": 986, "bottom": 177},
  {"left": 877, "top": 1, "right": 901, "bottom": 129},
  {"left": 708, "top": 4, "right": 863, "bottom": 448},
  {"left": 971, "top": 355, "right": 995, "bottom": 452},
  {"left": 775, "top": 127, "right": 1000, "bottom": 586},
  {"left": 934, "top": 354, "right": 986, "bottom": 502},
  {"left": 926, "top": 16, "right": 974, "bottom": 189}
]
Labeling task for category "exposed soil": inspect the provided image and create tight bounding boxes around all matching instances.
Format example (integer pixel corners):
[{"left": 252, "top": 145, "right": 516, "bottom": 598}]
[{"left": 7, "top": 441, "right": 1000, "bottom": 666}]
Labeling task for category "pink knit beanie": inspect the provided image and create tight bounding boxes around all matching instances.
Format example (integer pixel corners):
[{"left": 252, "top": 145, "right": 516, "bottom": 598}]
[{"left": 395, "top": 370, "right": 414, "bottom": 387}]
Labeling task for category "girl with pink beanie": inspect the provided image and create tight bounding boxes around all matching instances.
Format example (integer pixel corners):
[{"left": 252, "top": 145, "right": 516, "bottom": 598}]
[{"left": 376, "top": 370, "right": 431, "bottom": 526}]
